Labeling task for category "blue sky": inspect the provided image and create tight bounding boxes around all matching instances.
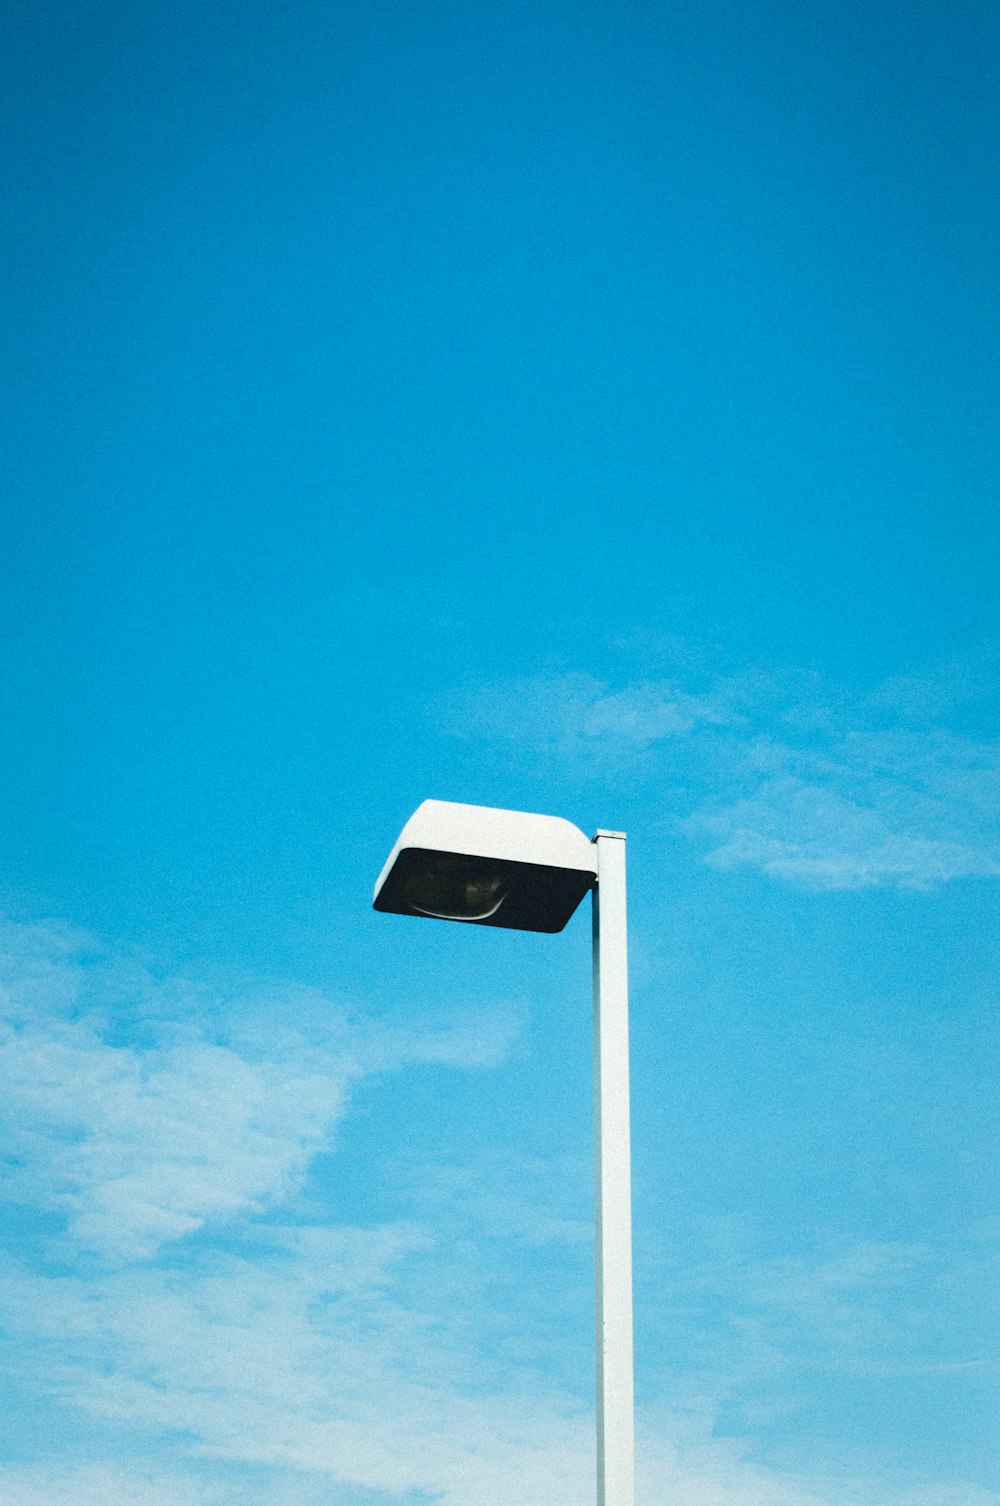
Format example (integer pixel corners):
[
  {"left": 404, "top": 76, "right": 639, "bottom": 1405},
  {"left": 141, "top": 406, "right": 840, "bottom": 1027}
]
[{"left": 1, "top": 0, "right": 998, "bottom": 1501}]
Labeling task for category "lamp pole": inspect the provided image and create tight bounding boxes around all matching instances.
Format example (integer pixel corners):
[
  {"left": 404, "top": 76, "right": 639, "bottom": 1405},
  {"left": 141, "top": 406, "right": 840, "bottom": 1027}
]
[
  {"left": 592, "top": 831, "right": 634, "bottom": 1506},
  {"left": 373, "top": 801, "right": 635, "bottom": 1506}
]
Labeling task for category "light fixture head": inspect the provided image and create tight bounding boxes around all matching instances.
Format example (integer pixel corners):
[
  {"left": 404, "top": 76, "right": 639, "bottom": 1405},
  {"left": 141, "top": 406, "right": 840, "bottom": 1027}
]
[{"left": 373, "top": 799, "right": 598, "bottom": 933}]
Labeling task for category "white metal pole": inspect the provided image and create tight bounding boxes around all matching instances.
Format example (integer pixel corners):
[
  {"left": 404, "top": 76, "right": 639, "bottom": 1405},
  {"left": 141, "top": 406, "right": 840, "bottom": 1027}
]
[{"left": 592, "top": 830, "right": 634, "bottom": 1506}]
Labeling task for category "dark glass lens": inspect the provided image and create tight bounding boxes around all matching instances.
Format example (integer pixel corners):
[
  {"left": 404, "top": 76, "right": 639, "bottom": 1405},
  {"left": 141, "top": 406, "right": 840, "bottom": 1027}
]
[{"left": 403, "top": 856, "right": 509, "bottom": 921}]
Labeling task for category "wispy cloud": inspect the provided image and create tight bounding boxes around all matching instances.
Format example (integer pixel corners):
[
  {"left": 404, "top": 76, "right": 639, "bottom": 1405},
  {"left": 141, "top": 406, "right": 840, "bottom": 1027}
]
[
  {"left": 6, "top": 1234, "right": 995, "bottom": 1506},
  {"left": 687, "top": 773, "right": 1000, "bottom": 889},
  {"left": 1, "top": 1015, "right": 348, "bottom": 1260},
  {"left": 1, "top": 918, "right": 995, "bottom": 1506},
  {"left": 0, "top": 921, "right": 513, "bottom": 1264},
  {"left": 0, "top": 1464, "right": 219, "bottom": 1506},
  {"left": 436, "top": 673, "right": 736, "bottom": 756},
  {"left": 642, "top": 1217, "right": 1000, "bottom": 1402},
  {"left": 435, "top": 651, "right": 1000, "bottom": 890},
  {"left": 689, "top": 728, "right": 1000, "bottom": 889}
]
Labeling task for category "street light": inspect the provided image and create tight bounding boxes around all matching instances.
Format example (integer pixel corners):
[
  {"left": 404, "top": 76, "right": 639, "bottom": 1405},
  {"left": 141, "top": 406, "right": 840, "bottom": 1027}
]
[{"left": 374, "top": 799, "right": 634, "bottom": 1506}]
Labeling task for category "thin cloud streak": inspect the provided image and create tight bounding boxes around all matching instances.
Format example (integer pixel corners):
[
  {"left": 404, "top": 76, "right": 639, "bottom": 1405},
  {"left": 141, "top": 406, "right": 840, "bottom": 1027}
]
[
  {"left": 436, "top": 673, "right": 737, "bottom": 754},
  {"left": 435, "top": 655, "right": 1000, "bottom": 890},
  {"left": 688, "top": 777, "right": 1000, "bottom": 890}
]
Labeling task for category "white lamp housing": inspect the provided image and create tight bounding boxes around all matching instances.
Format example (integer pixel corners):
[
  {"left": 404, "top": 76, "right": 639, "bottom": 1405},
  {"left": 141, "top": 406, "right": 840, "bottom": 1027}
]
[{"left": 373, "top": 799, "right": 598, "bottom": 933}]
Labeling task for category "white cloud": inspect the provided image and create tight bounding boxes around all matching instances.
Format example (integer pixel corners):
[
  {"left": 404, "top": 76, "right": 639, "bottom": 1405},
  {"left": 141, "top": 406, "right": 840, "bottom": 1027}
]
[
  {"left": 686, "top": 777, "right": 1000, "bottom": 890},
  {"left": 642, "top": 1225, "right": 1000, "bottom": 1404},
  {"left": 0, "top": 920, "right": 515, "bottom": 1263},
  {"left": 580, "top": 682, "right": 734, "bottom": 744},
  {"left": 7, "top": 1234, "right": 996, "bottom": 1506},
  {"left": 435, "top": 673, "right": 733, "bottom": 754},
  {"left": 685, "top": 726, "right": 1000, "bottom": 890},
  {"left": 436, "top": 657, "right": 1000, "bottom": 891},
  {"left": 0, "top": 917, "right": 995, "bottom": 1506},
  {"left": 0, "top": 1464, "right": 218, "bottom": 1506},
  {"left": 0, "top": 1018, "right": 350, "bottom": 1260}
]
